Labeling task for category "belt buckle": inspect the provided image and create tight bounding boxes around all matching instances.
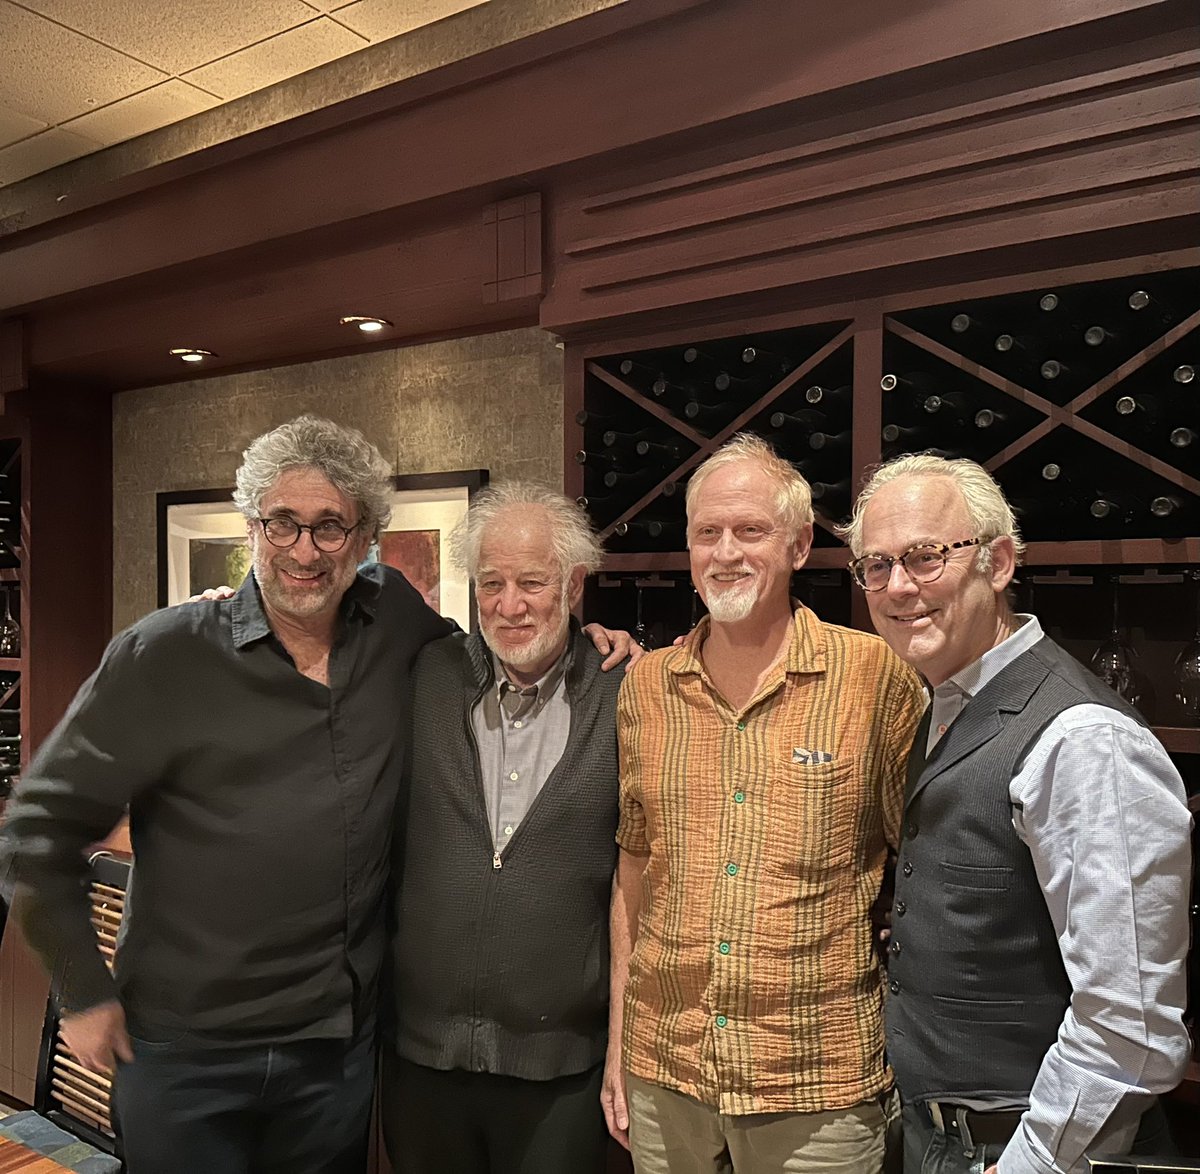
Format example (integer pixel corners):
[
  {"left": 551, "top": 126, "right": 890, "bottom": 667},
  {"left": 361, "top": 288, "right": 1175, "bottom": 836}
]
[{"left": 929, "top": 1103, "right": 975, "bottom": 1150}]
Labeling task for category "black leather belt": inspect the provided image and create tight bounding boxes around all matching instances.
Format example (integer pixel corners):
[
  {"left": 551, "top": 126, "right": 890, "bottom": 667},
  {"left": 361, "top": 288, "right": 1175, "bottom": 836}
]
[{"left": 924, "top": 1102, "right": 1024, "bottom": 1148}]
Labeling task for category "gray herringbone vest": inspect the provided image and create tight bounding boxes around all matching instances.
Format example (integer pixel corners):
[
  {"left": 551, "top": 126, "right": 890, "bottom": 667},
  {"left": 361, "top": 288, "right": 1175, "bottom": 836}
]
[{"left": 886, "top": 635, "right": 1144, "bottom": 1102}]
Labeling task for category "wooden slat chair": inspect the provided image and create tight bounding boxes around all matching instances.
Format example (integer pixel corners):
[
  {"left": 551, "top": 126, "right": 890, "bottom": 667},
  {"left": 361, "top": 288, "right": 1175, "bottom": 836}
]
[{"left": 33, "top": 852, "right": 129, "bottom": 1159}]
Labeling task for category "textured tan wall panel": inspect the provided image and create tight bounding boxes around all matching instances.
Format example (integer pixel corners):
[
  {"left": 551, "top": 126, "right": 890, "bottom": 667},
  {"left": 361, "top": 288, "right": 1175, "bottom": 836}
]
[{"left": 111, "top": 326, "right": 563, "bottom": 631}]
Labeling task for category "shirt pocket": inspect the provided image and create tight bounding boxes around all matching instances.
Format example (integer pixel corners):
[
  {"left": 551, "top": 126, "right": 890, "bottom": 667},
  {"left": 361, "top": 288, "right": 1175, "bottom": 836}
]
[{"left": 765, "top": 757, "right": 856, "bottom": 876}]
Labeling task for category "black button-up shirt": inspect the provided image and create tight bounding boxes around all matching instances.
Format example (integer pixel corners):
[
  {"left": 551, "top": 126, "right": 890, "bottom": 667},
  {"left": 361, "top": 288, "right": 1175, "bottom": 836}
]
[{"left": 2, "top": 565, "right": 450, "bottom": 1042}]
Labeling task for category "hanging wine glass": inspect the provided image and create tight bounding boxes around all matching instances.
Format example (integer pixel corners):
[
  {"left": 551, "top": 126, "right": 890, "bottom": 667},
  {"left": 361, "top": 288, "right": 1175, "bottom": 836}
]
[
  {"left": 634, "top": 584, "right": 655, "bottom": 651},
  {"left": 1174, "top": 570, "right": 1200, "bottom": 724},
  {"left": 0, "top": 588, "right": 19, "bottom": 658},
  {"left": 1089, "top": 575, "right": 1140, "bottom": 706}
]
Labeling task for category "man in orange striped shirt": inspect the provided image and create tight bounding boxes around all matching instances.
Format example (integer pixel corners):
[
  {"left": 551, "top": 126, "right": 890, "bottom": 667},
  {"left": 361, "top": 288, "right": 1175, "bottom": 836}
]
[{"left": 602, "top": 434, "right": 924, "bottom": 1173}]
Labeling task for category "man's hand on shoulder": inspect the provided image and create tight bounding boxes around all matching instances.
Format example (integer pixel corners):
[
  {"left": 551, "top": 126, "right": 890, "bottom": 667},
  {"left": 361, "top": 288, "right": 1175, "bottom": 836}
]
[
  {"left": 183, "top": 585, "right": 236, "bottom": 604},
  {"left": 582, "top": 624, "right": 645, "bottom": 671},
  {"left": 60, "top": 999, "right": 133, "bottom": 1073}
]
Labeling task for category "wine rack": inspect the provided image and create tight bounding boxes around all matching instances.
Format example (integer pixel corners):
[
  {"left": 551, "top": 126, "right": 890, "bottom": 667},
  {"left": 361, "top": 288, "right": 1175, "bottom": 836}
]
[
  {"left": 0, "top": 436, "right": 20, "bottom": 802},
  {"left": 567, "top": 260, "right": 1200, "bottom": 748}
]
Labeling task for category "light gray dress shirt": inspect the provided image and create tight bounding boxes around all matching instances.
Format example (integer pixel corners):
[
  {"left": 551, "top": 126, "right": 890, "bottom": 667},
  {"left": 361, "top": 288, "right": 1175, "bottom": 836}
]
[
  {"left": 471, "top": 648, "right": 571, "bottom": 853},
  {"left": 928, "top": 615, "right": 1192, "bottom": 1174}
]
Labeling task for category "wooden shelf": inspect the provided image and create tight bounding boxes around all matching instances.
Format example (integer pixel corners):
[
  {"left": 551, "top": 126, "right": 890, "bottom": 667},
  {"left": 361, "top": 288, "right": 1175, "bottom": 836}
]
[
  {"left": 0, "top": 659, "right": 19, "bottom": 673},
  {"left": 0, "top": 570, "right": 18, "bottom": 583},
  {"left": 1153, "top": 727, "right": 1200, "bottom": 755}
]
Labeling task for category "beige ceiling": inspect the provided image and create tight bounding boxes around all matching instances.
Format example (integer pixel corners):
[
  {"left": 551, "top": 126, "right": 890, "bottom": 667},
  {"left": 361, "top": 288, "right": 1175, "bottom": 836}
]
[{"left": 0, "top": 0, "right": 489, "bottom": 186}]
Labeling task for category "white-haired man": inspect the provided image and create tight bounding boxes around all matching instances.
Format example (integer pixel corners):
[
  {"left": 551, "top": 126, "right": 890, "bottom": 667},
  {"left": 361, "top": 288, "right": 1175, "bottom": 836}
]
[
  {"left": 843, "top": 453, "right": 1192, "bottom": 1173},
  {"left": 1, "top": 420, "right": 633, "bottom": 1174},
  {"left": 382, "top": 483, "right": 623, "bottom": 1174},
  {"left": 605, "top": 434, "right": 926, "bottom": 1172}
]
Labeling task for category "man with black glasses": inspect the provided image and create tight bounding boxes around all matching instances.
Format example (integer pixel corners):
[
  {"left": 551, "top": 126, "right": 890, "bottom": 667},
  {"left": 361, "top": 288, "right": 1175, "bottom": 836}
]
[
  {"left": 840, "top": 453, "right": 1191, "bottom": 1174},
  {"left": 1, "top": 415, "right": 629, "bottom": 1174}
]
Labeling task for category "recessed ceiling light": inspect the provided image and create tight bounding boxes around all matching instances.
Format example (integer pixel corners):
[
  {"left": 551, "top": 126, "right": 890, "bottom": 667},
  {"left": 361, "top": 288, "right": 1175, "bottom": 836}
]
[
  {"left": 169, "top": 347, "right": 216, "bottom": 363},
  {"left": 339, "top": 315, "right": 392, "bottom": 334}
]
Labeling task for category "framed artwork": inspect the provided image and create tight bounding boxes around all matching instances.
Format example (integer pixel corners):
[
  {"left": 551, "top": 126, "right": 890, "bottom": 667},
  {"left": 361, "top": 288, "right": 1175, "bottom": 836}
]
[{"left": 156, "top": 470, "right": 488, "bottom": 631}]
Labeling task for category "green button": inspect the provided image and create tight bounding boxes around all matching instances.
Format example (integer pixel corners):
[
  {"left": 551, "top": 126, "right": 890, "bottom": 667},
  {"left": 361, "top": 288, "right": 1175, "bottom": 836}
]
[
  {"left": 725, "top": 862, "right": 738, "bottom": 877},
  {"left": 718, "top": 941, "right": 730, "bottom": 955},
  {"left": 736, "top": 721, "right": 746, "bottom": 731},
  {"left": 715, "top": 1014, "right": 728, "bottom": 1028},
  {"left": 733, "top": 791, "right": 745, "bottom": 804}
]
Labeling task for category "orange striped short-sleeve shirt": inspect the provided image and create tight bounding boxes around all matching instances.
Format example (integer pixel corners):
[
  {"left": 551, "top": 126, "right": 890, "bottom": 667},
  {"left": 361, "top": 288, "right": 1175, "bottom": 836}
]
[{"left": 616, "top": 604, "right": 924, "bottom": 1115}]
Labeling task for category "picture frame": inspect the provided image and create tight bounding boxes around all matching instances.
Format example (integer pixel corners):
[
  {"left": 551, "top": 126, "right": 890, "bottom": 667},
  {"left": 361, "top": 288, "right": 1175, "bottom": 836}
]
[{"left": 156, "top": 469, "right": 488, "bottom": 632}]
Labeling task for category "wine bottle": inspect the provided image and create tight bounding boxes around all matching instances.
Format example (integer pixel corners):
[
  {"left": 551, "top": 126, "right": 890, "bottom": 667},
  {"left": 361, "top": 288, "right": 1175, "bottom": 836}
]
[
  {"left": 613, "top": 518, "right": 683, "bottom": 543},
  {"left": 650, "top": 376, "right": 684, "bottom": 400},
  {"left": 635, "top": 439, "right": 686, "bottom": 462},
  {"left": 973, "top": 408, "right": 1006, "bottom": 429},
  {"left": 1150, "top": 494, "right": 1181, "bottom": 518},
  {"left": 602, "top": 427, "right": 653, "bottom": 450},
  {"left": 1083, "top": 325, "right": 1116, "bottom": 348},
  {"left": 950, "top": 312, "right": 985, "bottom": 335},
  {"left": 618, "top": 358, "right": 661, "bottom": 380},
  {"left": 576, "top": 408, "right": 618, "bottom": 427},
  {"left": 1127, "top": 288, "right": 1176, "bottom": 325},
  {"left": 741, "top": 345, "right": 792, "bottom": 373},
  {"left": 809, "top": 478, "right": 850, "bottom": 503},
  {"left": 1040, "top": 359, "right": 1067, "bottom": 380},
  {"left": 807, "top": 430, "right": 850, "bottom": 453},
  {"left": 771, "top": 409, "right": 822, "bottom": 431},
  {"left": 804, "top": 384, "right": 851, "bottom": 408},
  {"left": 881, "top": 372, "right": 937, "bottom": 393},
  {"left": 713, "top": 371, "right": 752, "bottom": 393},
  {"left": 1173, "top": 364, "right": 1194, "bottom": 385},
  {"left": 1115, "top": 393, "right": 1157, "bottom": 419},
  {"left": 574, "top": 449, "right": 620, "bottom": 470},
  {"left": 682, "top": 346, "right": 720, "bottom": 366},
  {"left": 684, "top": 399, "right": 738, "bottom": 423},
  {"left": 603, "top": 468, "right": 657, "bottom": 491},
  {"left": 1170, "top": 427, "right": 1195, "bottom": 449},
  {"left": 922, "top": 392, "right": 968, "bottom": 418},
  {"left": 1038, "top": 292, "right": 1061, "bottom": 312}
]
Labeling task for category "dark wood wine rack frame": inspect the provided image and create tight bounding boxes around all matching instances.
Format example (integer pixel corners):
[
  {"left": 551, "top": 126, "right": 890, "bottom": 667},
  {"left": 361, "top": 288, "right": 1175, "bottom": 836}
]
[{"left": 565, "top": 246, "right": 1200, "bottom": 758}]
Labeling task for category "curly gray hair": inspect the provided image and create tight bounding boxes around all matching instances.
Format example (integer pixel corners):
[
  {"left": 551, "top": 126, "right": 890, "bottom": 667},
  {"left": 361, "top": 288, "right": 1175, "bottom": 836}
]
[
  {"left": 233, "top": 415, "right": 393, "bottom": 538},
  {"left": 450, "top": 482, "right": 604, "bottom": 580}
]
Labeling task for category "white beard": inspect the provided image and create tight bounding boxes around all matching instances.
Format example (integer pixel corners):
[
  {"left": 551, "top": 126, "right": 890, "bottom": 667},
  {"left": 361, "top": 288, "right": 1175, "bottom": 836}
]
[{"left": 704, "top": 578, "right": 759, "bottom": 624}]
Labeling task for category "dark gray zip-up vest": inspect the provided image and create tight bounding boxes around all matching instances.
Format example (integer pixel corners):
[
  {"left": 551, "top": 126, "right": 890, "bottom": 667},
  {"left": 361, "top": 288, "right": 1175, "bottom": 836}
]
[{"left": 886, "top": 634, "right": 1145, "bottom": 1102}]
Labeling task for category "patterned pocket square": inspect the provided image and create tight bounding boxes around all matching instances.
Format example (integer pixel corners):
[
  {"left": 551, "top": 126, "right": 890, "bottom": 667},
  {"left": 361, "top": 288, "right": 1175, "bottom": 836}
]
[{"left": 792, "top": 747, "right": 834, "bottom": 765}]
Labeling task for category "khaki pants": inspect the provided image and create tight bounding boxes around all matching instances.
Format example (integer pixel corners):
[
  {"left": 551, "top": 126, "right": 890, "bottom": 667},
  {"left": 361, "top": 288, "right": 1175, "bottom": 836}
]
[{"left": 627, "top": 1073, "right": 897, "bottom": 1174}]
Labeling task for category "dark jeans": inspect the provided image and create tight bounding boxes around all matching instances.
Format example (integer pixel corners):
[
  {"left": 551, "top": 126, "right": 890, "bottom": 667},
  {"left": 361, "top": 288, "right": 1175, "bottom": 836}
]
[
  {"left": 380, "top": 1051, "right": 608, "bottom": 1174},
  {"left": 902, "top": 1101, "right": 1006, "bottom": 1174},
  {"left": 114, "top": 1023, "right": 375, "bottom": 1174}
]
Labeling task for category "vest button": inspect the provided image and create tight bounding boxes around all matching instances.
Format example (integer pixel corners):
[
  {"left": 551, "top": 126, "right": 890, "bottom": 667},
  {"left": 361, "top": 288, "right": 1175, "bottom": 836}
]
[
  {"left": 896, "top": 901, "right": 906, "bottom": 915},
  {"left": 890, "top": 939, "right": 901, "bottom": 956},
  {"left": 889, "top": 979, "right": 901, "bottom": 995},
  {"left": 906, "top": 822, "right": 918, "bottom": 838},
  {"left": 902, "top": 861, "right": 913, "bottom": 876}
]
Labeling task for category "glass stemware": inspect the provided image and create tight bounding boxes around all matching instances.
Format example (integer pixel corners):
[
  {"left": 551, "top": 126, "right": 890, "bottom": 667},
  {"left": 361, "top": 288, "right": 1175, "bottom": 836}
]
[
  {"left": 1174, "top": 570, "right": 1200, "bottom": 724},
  {"left": 634, "top": 585, "right": 655, "bottom": 651},
  {"left": 1089, "top": 575, "right": 1140, "bottom": 706},
  {"left": 0, "top": 587, "right": 19, "bottom": 658}
]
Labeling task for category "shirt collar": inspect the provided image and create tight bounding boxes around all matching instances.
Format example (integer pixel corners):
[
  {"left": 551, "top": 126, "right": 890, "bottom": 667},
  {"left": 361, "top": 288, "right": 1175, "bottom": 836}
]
[
  {"left": 230, "top": 567, "right": 381, "bottom": 650},
  {"left": 669, "top": 601, "right": 827, "bottom": 677},
  {"left": 492, "top": 640, "right": 572, "bottom": 699},
  {"left": 938, "top": 613, "right": 1042, "bottom": 700}
]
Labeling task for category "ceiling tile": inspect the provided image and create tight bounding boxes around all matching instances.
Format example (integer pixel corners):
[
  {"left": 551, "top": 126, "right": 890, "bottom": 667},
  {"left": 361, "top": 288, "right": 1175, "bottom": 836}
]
[
  {"left": 0, "top": 3, "right": 167, "bottom": 123},
  {"left": 0, "top": 104, "right": 47, "bottom": 150},
  {"left": 0, "top": 126, "right": 96, "bottom": 185},
  {"left": 14, "top": 0, "right": 319, "bottom": 75},
  {"left": 61, "top": 80, "right": 221, "bottom": 148},
  {"left": 334, "top": 0, "right": 488, "bottom": 42},
  {"left": 183, "top": 18, "right": 367, "bottom": 101}
]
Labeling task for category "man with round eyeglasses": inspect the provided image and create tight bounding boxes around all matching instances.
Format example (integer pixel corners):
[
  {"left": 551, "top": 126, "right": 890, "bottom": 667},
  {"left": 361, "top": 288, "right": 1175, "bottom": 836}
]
[
  {"left": 839, "top": 453, "right": 1191, "bottom": 1174},
  {"left": 0, "top": 415, "right": 633, "bottom": 1174}
]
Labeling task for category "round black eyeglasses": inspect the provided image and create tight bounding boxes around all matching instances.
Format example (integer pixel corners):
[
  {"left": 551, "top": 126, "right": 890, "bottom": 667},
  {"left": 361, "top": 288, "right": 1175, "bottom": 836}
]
[
  {"left": 849, "top": 537, "right": 987, "bottom": 592},
  {"left": 257, "top": 517, "right": 361, "bottom": 553}
]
